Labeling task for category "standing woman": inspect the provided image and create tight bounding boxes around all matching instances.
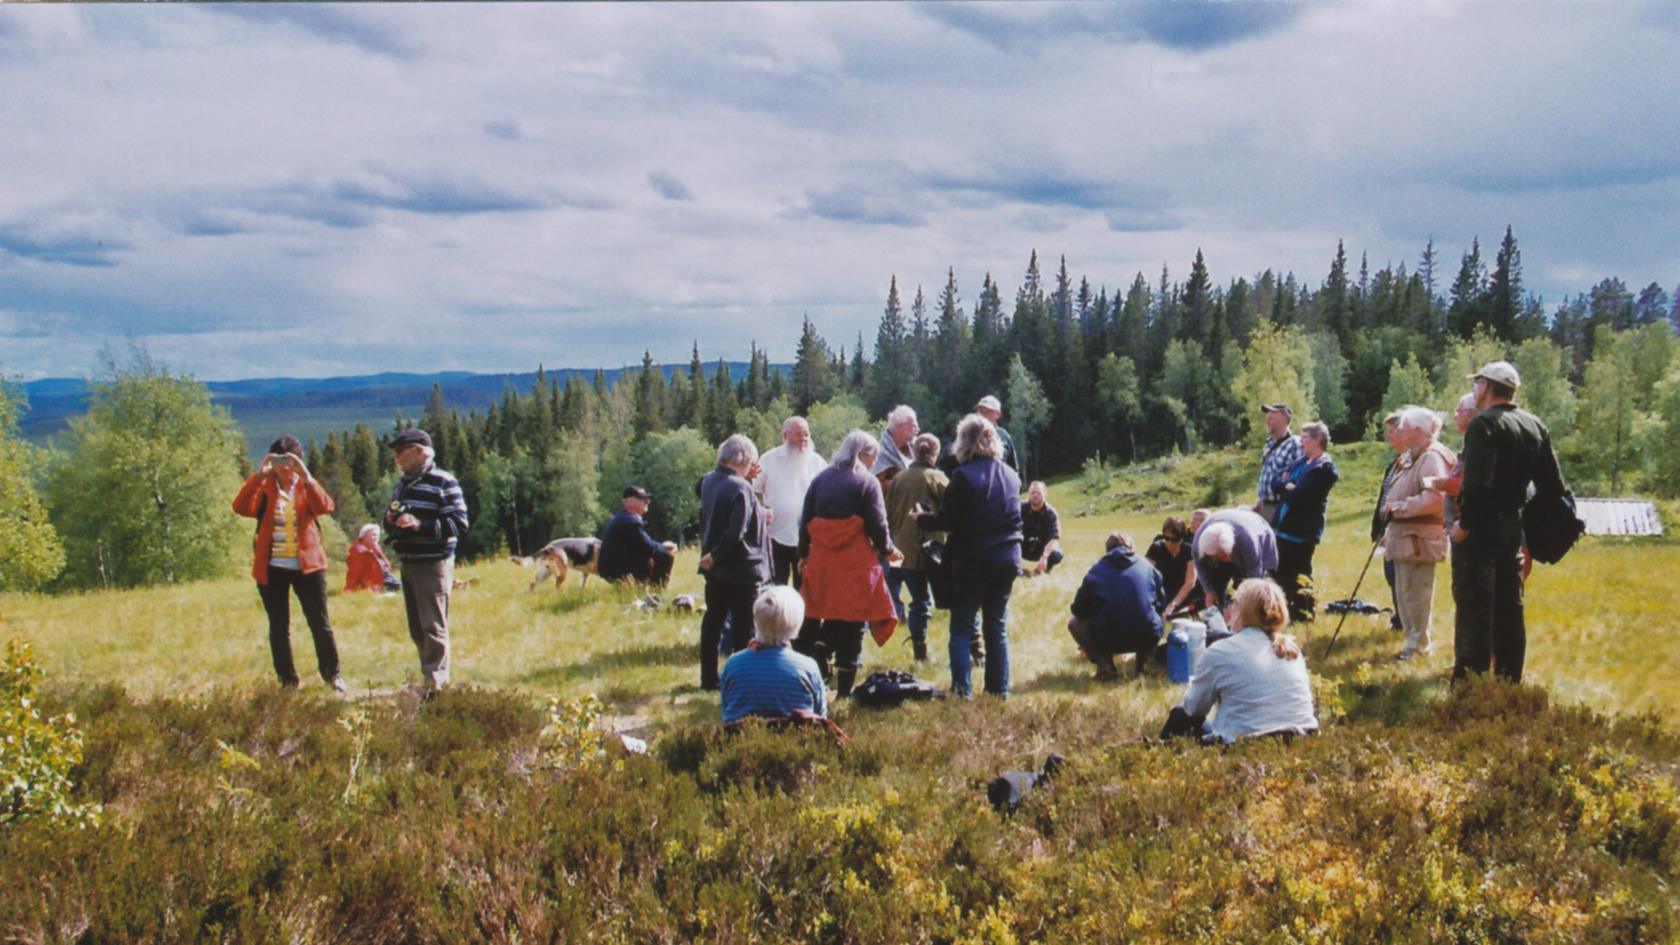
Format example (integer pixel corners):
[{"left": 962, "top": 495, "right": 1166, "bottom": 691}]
[
  {"left": 797, "top": 430, "right": 901, "bottom": 696},
  {"left": 232, "top": 435, "right": 343, "bottom": 691},
  {"left": 916, "top": 414, "right": 1023, "bottom": 698},
  {"left": 1272, "top": 421, "right": 1340, "bottom": 623},
  {"left": 1382, "top": 406, "right": 1455, "bottom": 661}
]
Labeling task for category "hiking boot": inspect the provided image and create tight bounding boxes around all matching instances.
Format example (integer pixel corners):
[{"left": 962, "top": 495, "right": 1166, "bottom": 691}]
[
  {"left": 912, "top": 640, "right": 929, "bottom": 662},
  {"left": 836, "top": 668, "right": 857, "bottom": 697},
  {"left": 1093, "top": 660, "right": 1120, "bottom": 681}
]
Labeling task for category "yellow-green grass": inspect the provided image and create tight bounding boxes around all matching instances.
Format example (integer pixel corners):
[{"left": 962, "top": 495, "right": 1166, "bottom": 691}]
[{"left": 6, "top": 442, "right": 1676, "bottom": 729}]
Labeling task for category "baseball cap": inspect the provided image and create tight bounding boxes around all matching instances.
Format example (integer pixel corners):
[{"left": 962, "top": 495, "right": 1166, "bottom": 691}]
[
  {"left": 1260, "top": 404, "right": 1294, "bottom": 418},
  {"left": 975, "top": 395, "right": 1002, "bottom": 412},
  {"left": 1467, "top": 361, "right": 1521, "bottom": 389},
  {"left": 389, "top": 428, "right": 432, "bottom": 450}
]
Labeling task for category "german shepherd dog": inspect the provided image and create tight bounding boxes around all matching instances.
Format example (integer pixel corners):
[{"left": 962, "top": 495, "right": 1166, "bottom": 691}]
[{"left": 514, "top": 537, "right": 602, "bottom": 590}]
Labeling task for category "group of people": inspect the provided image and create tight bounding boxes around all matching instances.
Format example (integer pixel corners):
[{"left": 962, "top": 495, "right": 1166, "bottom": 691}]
[
  {"left": 236, "top": 357, "right": 1564, "bottom": 742},
  {"left": 234, "top": 428, "right": 468, "bottom": 699}
]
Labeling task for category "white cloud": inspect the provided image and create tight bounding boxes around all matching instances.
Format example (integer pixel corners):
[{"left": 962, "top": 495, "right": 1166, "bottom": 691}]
[{"left": 0, "top": 2, "right": 1675, "bottom": 381}]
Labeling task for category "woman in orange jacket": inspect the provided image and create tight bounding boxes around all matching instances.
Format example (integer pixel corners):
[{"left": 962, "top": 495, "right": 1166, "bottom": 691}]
[{"left": 232, "top": 435, "right": 343, "bottom": 691}]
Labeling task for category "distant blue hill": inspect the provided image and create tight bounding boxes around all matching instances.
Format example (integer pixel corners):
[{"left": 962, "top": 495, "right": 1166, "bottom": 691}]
[{"left": 18, "top": 364, "right": 768, "bottom": 458}]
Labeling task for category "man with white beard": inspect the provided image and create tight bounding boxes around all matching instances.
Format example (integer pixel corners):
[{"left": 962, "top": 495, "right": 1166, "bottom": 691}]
[{"left": 753, "top": 415, "right": 828, "bottom": 587}]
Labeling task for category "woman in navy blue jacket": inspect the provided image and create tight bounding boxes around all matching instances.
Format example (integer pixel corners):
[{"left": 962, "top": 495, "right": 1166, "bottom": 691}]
[
  {"left": 1273, "top": 421, "right": 1339, "bottom": 622},
  {"left": 915, "top": 414, "right": 1023, "bottom": 698}
]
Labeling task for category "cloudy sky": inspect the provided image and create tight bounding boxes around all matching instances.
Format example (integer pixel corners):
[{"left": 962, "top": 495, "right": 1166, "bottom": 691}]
[{"left": 2, "top": 2, "right": 1677, "bottom": 381}]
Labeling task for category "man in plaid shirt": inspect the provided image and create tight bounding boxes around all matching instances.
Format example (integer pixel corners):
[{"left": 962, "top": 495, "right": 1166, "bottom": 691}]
[{"left": 1254, "top": 404, "right": 1302, "bottom": 525}]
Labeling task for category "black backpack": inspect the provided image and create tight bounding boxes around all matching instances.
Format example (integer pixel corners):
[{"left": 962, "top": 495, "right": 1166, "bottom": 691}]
[
  {"left": 852, "top": 669, "right": 944, "bottom": 708},
  {"left": 1522, "top": 487, "right": 1586, "bottom": 565}
]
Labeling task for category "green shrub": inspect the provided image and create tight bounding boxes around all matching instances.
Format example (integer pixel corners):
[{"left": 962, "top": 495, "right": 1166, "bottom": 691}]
[{"left": 0, "top": 639, "right": 99, "bottom": 828}]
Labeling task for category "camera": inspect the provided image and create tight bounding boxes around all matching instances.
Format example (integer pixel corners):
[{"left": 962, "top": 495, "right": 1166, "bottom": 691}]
[{"left": 271, "top": 455, "right": 292, "bottom": 468}]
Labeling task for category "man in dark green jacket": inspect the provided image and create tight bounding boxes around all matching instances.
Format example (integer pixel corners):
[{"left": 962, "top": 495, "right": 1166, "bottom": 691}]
[{"left": 1450, "top": 361, "right": 1565, "bottom": 684}]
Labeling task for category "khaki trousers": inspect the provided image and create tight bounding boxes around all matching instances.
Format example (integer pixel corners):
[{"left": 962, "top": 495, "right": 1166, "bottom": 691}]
[
  {"left": 1392, "top": 559, "right": 1439, "bottom": 656},
  {"left": 400, "top": 557, "right": 453, "bottom": 689}
]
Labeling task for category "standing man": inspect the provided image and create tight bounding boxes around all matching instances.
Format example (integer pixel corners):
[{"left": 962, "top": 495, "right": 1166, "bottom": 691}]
[
  {"left": 598, "top": 486, "right": 677, "bottom": 586},
  {"left": 697, "top": 434, "right": 772, "bottom": 691},
  {"left": 1451, "top": 362, "right": 1565, "bottom": 684},
  {"left": 872, "top": 405, "right": 919, "bottom": 485},
  {"left": 1019, "top": 481, "right": 1064, "bottom": 575},
  {"left": 1254, "top": 404, "right": 1302, "bottom": 525},
  {"left": 754, "top": 416, "right": 827, "bottom": 586},
  {"left": 386, "top": 428, "right": 469, "bottom": 699},
  {"left": 973, "top": 395, "right": 1019, "bottom": 475}
]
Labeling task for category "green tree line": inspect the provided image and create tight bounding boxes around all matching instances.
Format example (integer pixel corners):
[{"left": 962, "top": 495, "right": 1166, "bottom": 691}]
[{"left": 2, "top": 230, "right": 1678, "bottom": 590}]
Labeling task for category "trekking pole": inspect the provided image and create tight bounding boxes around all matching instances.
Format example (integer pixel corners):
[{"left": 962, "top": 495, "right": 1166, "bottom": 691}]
[{"left": 1321, "top": 536, "right": 1382, "bottom": 662}]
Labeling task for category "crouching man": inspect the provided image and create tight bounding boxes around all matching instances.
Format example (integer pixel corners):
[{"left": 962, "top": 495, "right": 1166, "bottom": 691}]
[{"left": 1066, "top": 532, "right": 1165, "bottom": 679}]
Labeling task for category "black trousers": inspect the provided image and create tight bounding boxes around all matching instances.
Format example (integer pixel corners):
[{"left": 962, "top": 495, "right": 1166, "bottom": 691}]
[
  {"left": 700, "top": 578, "right": 757, "bottom": 690},
  {"left": 771, "top": 541, "right": 801, "bottom": 588},
  {"left": 257, "top": 568, "right": 339, "bottom": 686},
  {"left": 1452, "top": 531, "right": 1526, "bottom": 682},
  {"left": 1273, "top": 539, "right": 1318, "bottom": 622},
  {"left": 793, "top": 620, "right": 866, "bottom": 692}
]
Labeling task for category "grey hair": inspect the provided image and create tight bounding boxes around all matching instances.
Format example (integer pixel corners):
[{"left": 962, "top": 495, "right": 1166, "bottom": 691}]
[
  {"left": 1198, "top": 521, "right": 1236, "bottom": 559},
  {"left": 1396, "top": 405, "right": 1442, "bottom": 438},
  {"left": 752, "top": 585, "right": 806, "bottom": 646},
  {"left": 357, "top": 523, "right": 380, "bottom": 541},
  {"left": 831, "top": 429, "right": 879, "bottom": 471},
  {"left": 911, "top": 432, "right": 941, "bottom": 465},
  {"left": 717, "top": 433, "right": 759, "bottom": 469},
  {"left": 887, "top": 404, "right": 917, "bottom": 429},
  {"left": 782, "top": 415, "right": 809, "bottom": 434},
  {"left": 953, "top": 413, "right": 1002, "bottom": 463},
  {"left": 1300, "top": 421, "right": 1331, "bottom": 447}
]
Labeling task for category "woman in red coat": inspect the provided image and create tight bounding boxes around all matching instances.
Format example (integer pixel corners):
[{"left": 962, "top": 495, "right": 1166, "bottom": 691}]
[
  {"left": 344, "top": 524, "right": 395, "bottom": 592},
  {"left": 231, "top": 435, "right": 343, "bottom": 691}
]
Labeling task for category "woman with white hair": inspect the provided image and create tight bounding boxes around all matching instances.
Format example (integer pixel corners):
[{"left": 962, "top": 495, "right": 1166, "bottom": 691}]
[
  {"left": 719, "top": 585, "right": 827, "bottom": 724},
  {"left": 1381, "top": 405, "right": 1456, "bottom": 661},
  {"left": 796, "top": 429, "right": 902, "bottom": 695},
  {"left": 696, "top": 433, "right": 773, "bottom": 690},
  {"left": 344, "top": 523, "right": 396, "bottom": 592},
  {"left": 915, "top": 414, "right": 1023, "bottom": 698},
  {"left": 1272, "top": 421, "right": 1340, "bottom": 622}
]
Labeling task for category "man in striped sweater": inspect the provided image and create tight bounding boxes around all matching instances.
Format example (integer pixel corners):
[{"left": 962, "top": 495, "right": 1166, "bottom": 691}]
[{"left": 386, "top": 428, "right": 469, "bottom": 698}]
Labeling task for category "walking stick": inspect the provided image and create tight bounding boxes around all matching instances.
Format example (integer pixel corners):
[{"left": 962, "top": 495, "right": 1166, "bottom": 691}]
[{"left": 1321, "top": 536, "right": 1382, "bottom": 662}]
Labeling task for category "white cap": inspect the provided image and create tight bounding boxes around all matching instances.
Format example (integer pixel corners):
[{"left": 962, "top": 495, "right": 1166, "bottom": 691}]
[
  {"left": 1468, "top": 360, "right": 1521, "bottom": 389},
  {"left": 975, "top": 395, "right": 1002, "bottom": 412}
]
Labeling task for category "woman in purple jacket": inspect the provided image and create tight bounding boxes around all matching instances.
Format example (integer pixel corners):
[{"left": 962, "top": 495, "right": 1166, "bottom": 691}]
[{"left": 916, "top": 414, "right": 1023, "bottom": 698}]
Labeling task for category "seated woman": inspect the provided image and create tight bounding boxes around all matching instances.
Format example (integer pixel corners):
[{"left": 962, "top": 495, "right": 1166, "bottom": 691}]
[
  {"left": 1146, "top": 515, "right": 1197, "bottom": 619},
  {"left": 344, "top": 524, "right": 397, "bottom": 592},
  {"left": 720, "top": 585, "right": 828, "bottom": 725},
  {"left": 1161, "top": 578, "right": 1318, "bottom": 743}
]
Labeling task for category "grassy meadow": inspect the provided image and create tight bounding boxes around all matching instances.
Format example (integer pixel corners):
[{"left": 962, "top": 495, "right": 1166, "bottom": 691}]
[{"left": 4, "top": 441, "right": 1679, "bottom": 942}]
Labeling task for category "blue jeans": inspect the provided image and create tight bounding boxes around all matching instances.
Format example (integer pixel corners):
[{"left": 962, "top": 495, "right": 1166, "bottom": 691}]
[
  {"left": 949, "top": 564, "right": 1017, "bottom": 698},
  {"left": 887, "top": 567, "right": 932, "bottom": 645}
]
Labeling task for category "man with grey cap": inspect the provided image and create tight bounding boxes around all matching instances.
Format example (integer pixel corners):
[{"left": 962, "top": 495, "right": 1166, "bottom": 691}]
[
  {"left": 1450, "top": 361, "right": 1566, "bottom": 684},
  {"left": 1254, "top": 404, "right": 1302, "bottom": 525},
  {"left": 385, "top": 428, "right": 469, "bottom": 698}
]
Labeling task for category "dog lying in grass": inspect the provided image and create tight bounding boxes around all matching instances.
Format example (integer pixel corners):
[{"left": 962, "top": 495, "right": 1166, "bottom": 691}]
[{"left": 513, "top": 538, "right": 602, "bottom": 591}]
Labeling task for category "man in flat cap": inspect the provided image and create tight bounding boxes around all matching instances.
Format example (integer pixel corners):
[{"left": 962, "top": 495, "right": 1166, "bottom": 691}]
[
  {"left": 1450, "top": 361, "right": 1565, "bottom": 684},
  {"left": 1254, "top": 404, "right": 1302, "bottom": 525},
  {"left": 386, "top": 428, "right": 469, "bottom": 698},
  {"left": 598, "top": 485, "right": 677, "bottom": 587}
]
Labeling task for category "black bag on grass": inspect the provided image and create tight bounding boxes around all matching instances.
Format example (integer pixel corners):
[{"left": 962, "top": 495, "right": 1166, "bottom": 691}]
[{"left": 852, "top": 669, "right": 944, "bottom": 708}]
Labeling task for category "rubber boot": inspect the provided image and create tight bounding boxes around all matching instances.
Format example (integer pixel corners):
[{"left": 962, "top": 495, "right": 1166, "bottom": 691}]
[
  {"left": 913, "top": 639, "right": 929, "bottom": 662},
  {"left": 837, "top": 668, "right": 857, "bottom": 697}
]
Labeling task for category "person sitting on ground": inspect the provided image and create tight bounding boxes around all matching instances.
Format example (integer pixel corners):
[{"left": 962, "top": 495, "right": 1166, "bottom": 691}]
[
  {"left": 1146, "top": 516, "right": 1197, "bottom": 618},
  {"left": 1192, "top": 508, "right": 1278, "bottom": 610},
  {"left": 1161, "top": 578, "right": 1318, "bottom": 744},
  {"left": 1020, "top": 480, "right": 1064, "bottom": 575},
  {"left": 598, "top": 486, "right": 677, "bottom": 586},
  {"left": 1067, "top": 532, "right": 1165, "bottom": 679},
  {"left": 344, "top": 523, "right": 397, "bottom": 592},
  {"left": 719, "top": 585, "right": 828, "bottom": 725}
]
